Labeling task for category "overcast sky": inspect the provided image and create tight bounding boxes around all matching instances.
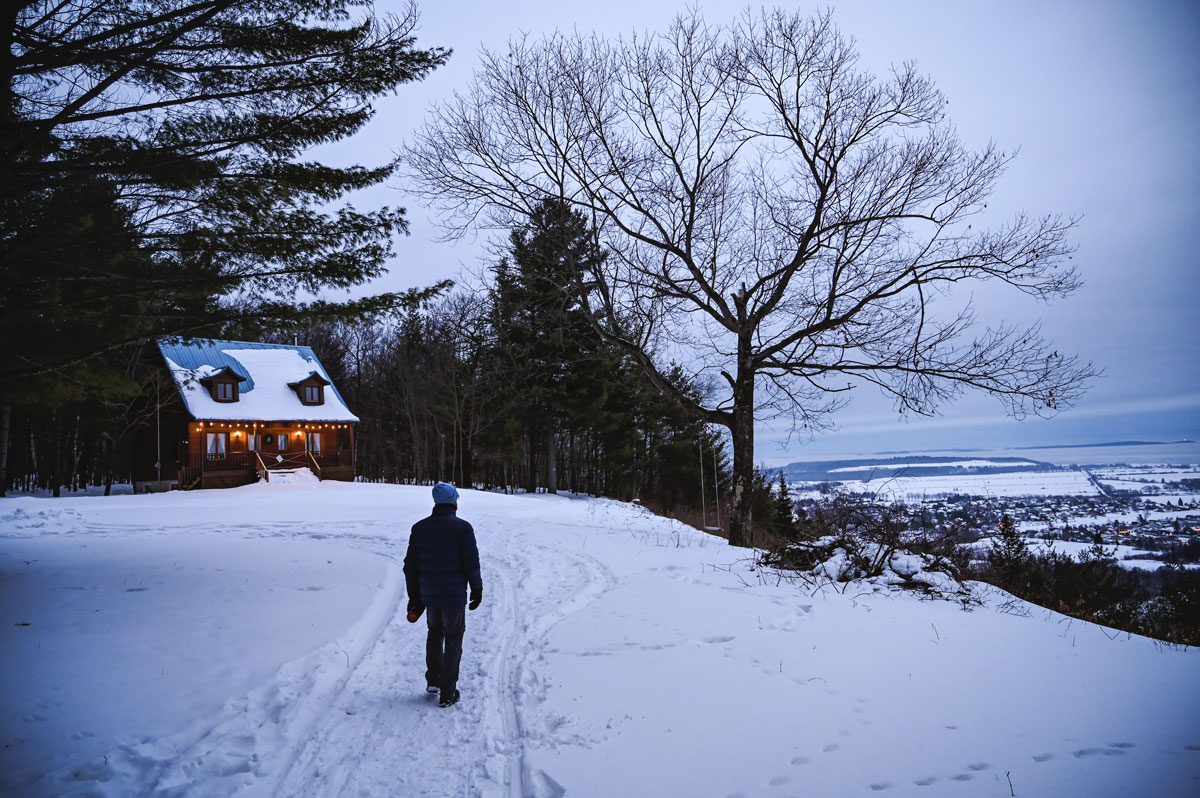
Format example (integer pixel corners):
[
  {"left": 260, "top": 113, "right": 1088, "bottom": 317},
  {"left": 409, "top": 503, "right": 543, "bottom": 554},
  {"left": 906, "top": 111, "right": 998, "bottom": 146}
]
[{"left": 333, "top": 0, "right": 1200, "bottom": 463}]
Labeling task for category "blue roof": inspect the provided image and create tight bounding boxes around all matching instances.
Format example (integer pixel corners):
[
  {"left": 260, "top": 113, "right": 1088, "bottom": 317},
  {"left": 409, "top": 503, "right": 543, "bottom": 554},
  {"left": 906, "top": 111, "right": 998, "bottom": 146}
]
[{"left": 157, "top": 338, "right": 357, "bottom": 422}]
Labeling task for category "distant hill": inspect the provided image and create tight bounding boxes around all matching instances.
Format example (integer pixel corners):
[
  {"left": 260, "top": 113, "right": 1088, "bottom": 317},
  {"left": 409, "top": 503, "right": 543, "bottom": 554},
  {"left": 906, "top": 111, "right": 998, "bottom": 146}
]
[{"left": 1012, "top": 439, "right": 1194, "bottom": 450}]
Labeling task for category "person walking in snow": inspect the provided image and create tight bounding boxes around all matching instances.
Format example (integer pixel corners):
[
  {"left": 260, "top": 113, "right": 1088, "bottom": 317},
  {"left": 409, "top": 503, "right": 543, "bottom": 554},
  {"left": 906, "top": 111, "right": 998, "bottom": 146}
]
[{"left": 403, "top": 482, "right": 483, "bottom": 708}]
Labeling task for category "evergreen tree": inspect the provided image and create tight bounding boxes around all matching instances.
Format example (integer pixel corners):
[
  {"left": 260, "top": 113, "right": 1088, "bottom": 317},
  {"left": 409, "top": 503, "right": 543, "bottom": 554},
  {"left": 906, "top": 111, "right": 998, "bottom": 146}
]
[
  {"left": 2, "top": 0, "right": 448, "bottom": 491},
  {"left": 487, "top": 198, "right": 610, "bottom": 493},
  {"left": 2, "top": 0, "right": 449, "bottom": 383},
  {"left": 990, "top": 513, "right": 1031, "bottom": 587},
  {"left": 772, "top": 473, "right": 799, "bottom": 540}
]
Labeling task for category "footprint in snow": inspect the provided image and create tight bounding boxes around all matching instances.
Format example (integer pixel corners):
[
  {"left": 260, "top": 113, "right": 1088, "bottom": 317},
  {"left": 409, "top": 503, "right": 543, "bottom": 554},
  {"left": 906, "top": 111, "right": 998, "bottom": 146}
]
[
  {"left": 869, "top": 782, "right": 891, "bottom": 791},
  {"left": 768, "top": 775, "right": 789, "bottom": 787},
  {"left": 790, "top": 756, "right": 810, "bottom": 766},
  {"left": 1032, "top": 753, "right": 1055, "bottom": 763},
  {"left": 822, "top": 743, "right": 840, "bottom": 753},
  {"left": 1074, "top": 747, "right": 1125, "bottom": 758},
  {"left": 913, "top": 776, "right": 937, "bottom": 787},
  {"left": 951, "top": 774, "right": 974, "bottom": 782},
  {"left": 967, "top": 763, "right": 990, "bottom": 771},
  {"left": 703, "top": 635, "right": 735, "bottom": 644}
]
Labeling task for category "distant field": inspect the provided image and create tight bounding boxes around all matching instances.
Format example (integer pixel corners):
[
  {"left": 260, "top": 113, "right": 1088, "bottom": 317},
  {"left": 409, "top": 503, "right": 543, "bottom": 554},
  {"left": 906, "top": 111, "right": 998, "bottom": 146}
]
[
  {"left": 800, "top": 469, "right": 1101, "bottom": 500},
  {"left": 1090, "top": 465, "right": 1200, "bottom": 491},
  {"left": 827, "top": 459, "right": 1039, "bottom": 473}
]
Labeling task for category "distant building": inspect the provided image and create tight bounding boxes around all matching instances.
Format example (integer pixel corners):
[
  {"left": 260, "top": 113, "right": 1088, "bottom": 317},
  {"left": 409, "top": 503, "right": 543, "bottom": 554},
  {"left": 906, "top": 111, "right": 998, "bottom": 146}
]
[{"left": 134, "top": 339, "right": 357, "bottom": 491}]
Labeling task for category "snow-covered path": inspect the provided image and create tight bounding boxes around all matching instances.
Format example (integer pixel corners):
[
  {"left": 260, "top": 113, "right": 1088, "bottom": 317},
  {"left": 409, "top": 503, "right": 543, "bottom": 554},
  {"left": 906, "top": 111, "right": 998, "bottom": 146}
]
[
  {"left": 2, "top": 482, "right": 1199, "bottom": 797},
  {"left": 268, "top": 508, "right": 618, "bottom": 798}
]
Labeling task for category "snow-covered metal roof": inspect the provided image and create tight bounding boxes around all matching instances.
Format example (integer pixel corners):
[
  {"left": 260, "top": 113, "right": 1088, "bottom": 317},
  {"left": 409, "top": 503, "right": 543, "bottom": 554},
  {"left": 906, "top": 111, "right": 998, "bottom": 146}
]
[{"left": 159, "top": 338, "right": 359, "bottom": 422}]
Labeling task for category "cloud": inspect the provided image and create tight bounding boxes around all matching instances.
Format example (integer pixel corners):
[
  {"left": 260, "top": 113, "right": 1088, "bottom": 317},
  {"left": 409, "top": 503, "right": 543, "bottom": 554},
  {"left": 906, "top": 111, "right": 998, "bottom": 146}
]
[{"left": 753, "top": 393, "right": 1200, "bottom": 445}]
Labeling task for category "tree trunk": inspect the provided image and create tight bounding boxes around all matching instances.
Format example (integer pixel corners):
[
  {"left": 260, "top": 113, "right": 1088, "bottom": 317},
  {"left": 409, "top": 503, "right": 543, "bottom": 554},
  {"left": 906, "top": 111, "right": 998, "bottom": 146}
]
[
  {"left": 525, "top": 417, "right": 538, "bottom": 494},
  {"left": 545, "top": 423, "right": 557, "bottom": 494},
  {"left": 728, "top": 359, "right": 755, "bottom": 548},
  {"left": 0, "top": 399, "right": 10, "bottom": 497},
  {"left": 103, "top": 437, "right": 113, "bottom": 496},
  {"left": 51, "top": 412, "right": 61, "bottom": 498}
]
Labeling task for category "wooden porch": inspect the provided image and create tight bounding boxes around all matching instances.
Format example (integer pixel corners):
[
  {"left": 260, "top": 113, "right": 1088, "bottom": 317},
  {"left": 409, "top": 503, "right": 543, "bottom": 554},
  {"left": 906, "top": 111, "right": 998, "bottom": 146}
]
[{"left": 178, "top": 450, "right": 354, "bottom": 490}]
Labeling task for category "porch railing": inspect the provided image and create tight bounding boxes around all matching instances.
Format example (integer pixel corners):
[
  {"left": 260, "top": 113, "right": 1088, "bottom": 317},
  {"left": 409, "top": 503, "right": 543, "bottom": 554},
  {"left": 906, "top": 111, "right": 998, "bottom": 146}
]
[
  {"left": 179, "top": 449, "right": 352, "bottom": 489},
  {"left": 194, "top": 452, "right": 255, "bottom": 473}
]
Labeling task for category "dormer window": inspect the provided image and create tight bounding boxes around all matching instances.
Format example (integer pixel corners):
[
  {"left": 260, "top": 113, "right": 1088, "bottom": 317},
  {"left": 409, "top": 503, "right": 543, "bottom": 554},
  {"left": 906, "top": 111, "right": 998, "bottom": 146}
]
[
  {"left": 288, "top": 371, "right": 331, "bottom": 406},
  {"left": 199, "top": 367, "right": 247, "bottom": 403}
]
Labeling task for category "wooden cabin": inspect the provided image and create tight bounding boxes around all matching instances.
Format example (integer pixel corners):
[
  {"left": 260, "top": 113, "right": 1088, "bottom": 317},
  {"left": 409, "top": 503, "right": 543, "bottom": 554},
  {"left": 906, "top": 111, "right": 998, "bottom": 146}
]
[{"left": 134, "top": 338, "right": 358, "bottom": 491}]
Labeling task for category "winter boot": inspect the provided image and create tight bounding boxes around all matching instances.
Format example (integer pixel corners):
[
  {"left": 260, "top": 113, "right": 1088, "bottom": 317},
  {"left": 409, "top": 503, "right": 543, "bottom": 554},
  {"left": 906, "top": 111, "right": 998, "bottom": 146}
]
[{"left": 438, "top": 689, "right": 460, "bottom": 708}]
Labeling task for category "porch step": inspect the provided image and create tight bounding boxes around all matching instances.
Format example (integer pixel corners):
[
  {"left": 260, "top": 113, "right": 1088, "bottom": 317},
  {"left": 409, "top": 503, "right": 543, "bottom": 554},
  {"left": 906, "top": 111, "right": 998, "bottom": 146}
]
[{"left": 259, "top": 466, "right": 321, "bottom": 486}]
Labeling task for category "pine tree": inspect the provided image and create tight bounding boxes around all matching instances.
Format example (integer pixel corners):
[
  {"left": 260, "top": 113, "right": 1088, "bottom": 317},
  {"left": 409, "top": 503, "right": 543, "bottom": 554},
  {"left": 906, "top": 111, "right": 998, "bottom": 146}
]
[
  {"left": 1, "top": 0, "right": 448, "bottom": 491},
  {"left": 990, "top": 513, "right": 1031, "bottom": 587},
  {"left": 2, "top": 0, "right": 449, "bottom": 382},
  {"left": 487, "top": 198, "right": 611, "bottom": 493},
  {"left": 772, "top": 473, "right": 799, "bottom": 540}
]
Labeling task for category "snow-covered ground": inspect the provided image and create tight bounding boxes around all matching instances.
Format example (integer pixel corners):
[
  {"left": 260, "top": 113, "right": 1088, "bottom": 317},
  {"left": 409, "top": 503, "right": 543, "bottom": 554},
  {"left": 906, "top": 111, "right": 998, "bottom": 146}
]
[
  {"left": 2, "top": 483, "right": 1198, "bottom": 797},
  {"left": 827, "top": 460, "right": 1040, "bottom": 473},
  {"left": 819, "top": 469, "right": 1101, "bottom": 500}
]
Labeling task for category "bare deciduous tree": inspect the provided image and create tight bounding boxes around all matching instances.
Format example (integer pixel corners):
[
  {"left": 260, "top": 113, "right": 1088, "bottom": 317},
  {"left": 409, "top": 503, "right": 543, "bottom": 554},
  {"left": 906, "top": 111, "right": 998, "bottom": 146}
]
[{"left": 405, "top": 9, "right": 1096, "bottom": 547}]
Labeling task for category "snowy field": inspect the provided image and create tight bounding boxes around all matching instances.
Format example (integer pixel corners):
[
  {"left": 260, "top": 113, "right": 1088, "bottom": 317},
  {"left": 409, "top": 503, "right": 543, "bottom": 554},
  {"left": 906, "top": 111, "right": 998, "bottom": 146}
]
[
  {"left": 970, "top": 539, "right": 1200, "bottom": 572},
  {"left": 2, "top": 481, "right": 1199, "bottom": 797},
  {"left": 817, "top": 469, "right": 1101, "bottom": 501},
  {"left": 1091, "top": 465, "right": 1200, "bottom": 493},
  {"left": 827, "top": 460, "right": 1040, "bottom": 473}
]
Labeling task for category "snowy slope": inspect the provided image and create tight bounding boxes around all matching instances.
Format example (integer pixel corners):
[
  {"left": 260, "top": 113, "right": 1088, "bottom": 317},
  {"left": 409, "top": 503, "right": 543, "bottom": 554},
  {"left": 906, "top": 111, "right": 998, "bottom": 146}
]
[{"left": 1, "top": 484, "right": 1198, "bottom": 797}]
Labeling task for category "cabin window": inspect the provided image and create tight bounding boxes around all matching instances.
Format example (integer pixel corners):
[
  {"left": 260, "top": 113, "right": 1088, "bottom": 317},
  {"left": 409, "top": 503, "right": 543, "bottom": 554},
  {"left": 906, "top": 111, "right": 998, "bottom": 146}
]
[
  {"left": 206, "top": 432, "right": 227, "bottom": 457},
  {"left": 306, "top": 432, "right": 321, "bottom": 453},
  {"left": 247, "top": 433, "right": 257, "bottom": 452},
  {"left": 277, "top": 433, "right": 289, "bottom": 452},
  {"left": 214, "top": 381, "right": 237, "bottom": 402},
  {"left": 304, "top": 385, "right": 323, "bottom": 404}
]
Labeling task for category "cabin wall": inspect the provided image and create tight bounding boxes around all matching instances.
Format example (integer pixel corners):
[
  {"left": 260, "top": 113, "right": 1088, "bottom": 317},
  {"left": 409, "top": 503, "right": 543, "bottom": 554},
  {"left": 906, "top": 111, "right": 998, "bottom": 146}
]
[{"left": 182, "top": 421, "right": 356, "bottom": 487}]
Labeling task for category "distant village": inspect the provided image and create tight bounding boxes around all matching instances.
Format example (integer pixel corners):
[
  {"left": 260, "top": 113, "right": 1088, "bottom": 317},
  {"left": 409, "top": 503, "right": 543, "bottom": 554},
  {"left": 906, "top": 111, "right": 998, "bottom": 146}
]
[{"left": 796, "top": 462, "right": 1200, "bottom": 566}]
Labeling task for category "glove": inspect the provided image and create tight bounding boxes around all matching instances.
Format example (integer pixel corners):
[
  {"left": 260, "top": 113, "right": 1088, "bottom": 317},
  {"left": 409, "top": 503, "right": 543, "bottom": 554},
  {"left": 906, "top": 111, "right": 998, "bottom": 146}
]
[
  {"left": 406, "top": 600, "right": 424, "bottom": 623},
  {"left": 468, "top": 588, "right": 482, "bottom": 611}
]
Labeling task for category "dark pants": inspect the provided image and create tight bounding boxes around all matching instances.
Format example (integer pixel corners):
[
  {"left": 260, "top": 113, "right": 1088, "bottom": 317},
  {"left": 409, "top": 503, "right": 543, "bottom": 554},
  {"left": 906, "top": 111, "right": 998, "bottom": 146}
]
[{"left": 425, "top": 606, "right": 466, "bottom": 697}]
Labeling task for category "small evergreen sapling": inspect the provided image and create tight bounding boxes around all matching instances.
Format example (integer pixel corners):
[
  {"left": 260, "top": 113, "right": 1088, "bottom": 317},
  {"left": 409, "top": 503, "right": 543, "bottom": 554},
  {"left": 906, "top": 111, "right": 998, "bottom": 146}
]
[{"left": 990, "top": 514, "right": 1031, "bottom": 588}]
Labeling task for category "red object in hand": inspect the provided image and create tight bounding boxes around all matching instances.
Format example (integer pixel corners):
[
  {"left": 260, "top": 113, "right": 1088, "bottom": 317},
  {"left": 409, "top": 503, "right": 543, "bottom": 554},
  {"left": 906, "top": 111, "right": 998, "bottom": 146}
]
[{"left": 407, "top": 606, "right": 423, "bottom": 623}]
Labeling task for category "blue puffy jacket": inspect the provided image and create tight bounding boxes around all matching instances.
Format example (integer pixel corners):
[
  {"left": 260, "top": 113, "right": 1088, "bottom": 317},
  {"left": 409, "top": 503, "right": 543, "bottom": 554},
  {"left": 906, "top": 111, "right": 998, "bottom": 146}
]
[{"left": 403, "top": 504, "right": 483, "bottom": 609}]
